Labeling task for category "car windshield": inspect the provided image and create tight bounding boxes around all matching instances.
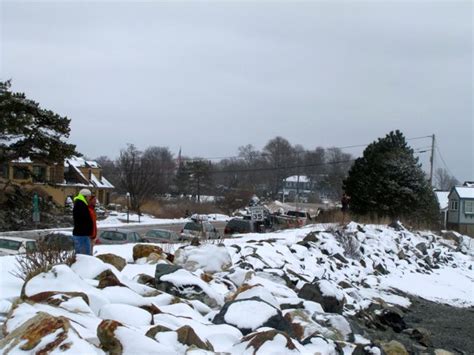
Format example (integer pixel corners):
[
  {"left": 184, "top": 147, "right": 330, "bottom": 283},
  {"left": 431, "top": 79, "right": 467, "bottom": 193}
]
[
  {"left": 0, "top": 239, "right": 22, "bottom": 251},
  {"left": 147, "top": 230, "right": 170, "bottom": 239},
  {"left": 183, "top": 222, "right": 202, "bottom": 232},
  {"left": 101, "top": 231, "right": 127, "bottom": 241}
]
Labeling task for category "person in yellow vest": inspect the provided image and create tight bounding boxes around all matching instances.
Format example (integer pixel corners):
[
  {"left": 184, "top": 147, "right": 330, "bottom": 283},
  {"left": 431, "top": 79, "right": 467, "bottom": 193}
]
[{"left": 73, "top": 189, "right": 94, "bottom": 255}]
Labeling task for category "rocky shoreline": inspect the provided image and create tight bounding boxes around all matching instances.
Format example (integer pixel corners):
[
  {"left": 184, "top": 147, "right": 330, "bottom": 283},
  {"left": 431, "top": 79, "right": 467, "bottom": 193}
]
[{"left": 0, "top": 223, "right": 472, "bottom": 354}]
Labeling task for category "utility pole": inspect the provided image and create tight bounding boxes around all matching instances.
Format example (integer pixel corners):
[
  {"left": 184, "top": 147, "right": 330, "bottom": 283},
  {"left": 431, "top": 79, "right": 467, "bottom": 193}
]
[{"left": 429, "top": 134, "right": 435, "bottom": 186}]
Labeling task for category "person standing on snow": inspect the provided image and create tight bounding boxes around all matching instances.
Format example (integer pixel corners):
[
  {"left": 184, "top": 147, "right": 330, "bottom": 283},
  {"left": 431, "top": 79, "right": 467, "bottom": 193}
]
[
  {"left": 73, "top": 188, "right": 94, "bottom": 255},
  {"left": 88, "top": 194, "right": 98, "bottom": 254}
]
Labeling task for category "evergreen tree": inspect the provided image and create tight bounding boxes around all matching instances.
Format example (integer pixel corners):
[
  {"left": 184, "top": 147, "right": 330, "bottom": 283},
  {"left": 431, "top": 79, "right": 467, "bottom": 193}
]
[
  {"left": 343, "top": 130, "right": 439, "bottom": 223},
  {"left": 0, "top": 81, "right": 78, "bottom": 166}
]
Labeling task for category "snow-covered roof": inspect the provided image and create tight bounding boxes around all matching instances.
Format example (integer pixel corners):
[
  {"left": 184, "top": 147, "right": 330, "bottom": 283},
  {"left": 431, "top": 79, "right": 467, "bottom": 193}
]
[
  {"left": 284, "top": 175, "right": 310, "bottom": 183},
  {"left": 463, "top": 181, "right": 474, "bottom": 187},
  {"left": 435, "top": 191, "right": 449, "bottom": 210},
  {"left": 90, "top": 173, "right": 114, "bottom": 189},
  {"left": 11, "top": 158, "right": 32, "bottom": 164},
  {"left": 451, "top": 186, "right": 474, "bottom": 199},
  {"left": 65, "top": 156, "right": 101, "bottom": 169}
]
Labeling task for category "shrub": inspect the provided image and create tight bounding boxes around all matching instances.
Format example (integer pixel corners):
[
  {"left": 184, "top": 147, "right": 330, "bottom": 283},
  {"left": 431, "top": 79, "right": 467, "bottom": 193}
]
[{"left": 12, "top": 238, "right": 76, "bottom": 281}]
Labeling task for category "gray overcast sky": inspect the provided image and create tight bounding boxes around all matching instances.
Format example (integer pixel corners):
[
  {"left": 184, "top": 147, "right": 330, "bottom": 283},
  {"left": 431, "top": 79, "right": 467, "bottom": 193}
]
[{"left": 1, "top": 1, "right": 472, "bottom": 181}]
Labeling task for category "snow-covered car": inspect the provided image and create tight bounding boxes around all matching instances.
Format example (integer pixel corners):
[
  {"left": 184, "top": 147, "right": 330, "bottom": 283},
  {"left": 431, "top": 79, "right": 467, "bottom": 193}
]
[
  {"left": 0, "top": 237, "right": 37, "bottom": 256},
  {"left": 97, "top": 229, "right": 145, "bottom": 245}
]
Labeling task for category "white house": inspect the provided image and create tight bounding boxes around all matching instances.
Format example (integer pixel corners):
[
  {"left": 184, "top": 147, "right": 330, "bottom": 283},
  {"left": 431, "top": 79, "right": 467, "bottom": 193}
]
[
  {"left": 281, "top": 175, "right": 314, "bottom": 202},
  {"left": 447, "top": 185, "right": 474, "bottom": 237}
]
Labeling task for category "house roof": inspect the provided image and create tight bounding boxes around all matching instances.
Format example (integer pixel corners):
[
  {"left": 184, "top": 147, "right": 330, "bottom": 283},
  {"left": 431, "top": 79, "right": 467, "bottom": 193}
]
[
  {"left": 65, "top": 156, "right": 101, "bottom": 169},
  {"left": 65, "top": 157, "right": 114, "bottom": 189},
  {"left": 450, "top": 186, "right": 474, "bottom": 199},
  {"left": 284, "top": 175, "right": 310, "bottom": 183},
  {"left": 435, "top": 191, "right": 449, "bottom": 210},
  {"left": 90, "top": 173, "right": 114, "bottom": 189}
]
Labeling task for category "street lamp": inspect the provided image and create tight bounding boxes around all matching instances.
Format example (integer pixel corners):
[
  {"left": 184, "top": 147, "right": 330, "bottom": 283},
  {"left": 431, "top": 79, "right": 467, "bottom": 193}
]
[{"left": 126, "top": 192, "right": 130, "bottom": 223}]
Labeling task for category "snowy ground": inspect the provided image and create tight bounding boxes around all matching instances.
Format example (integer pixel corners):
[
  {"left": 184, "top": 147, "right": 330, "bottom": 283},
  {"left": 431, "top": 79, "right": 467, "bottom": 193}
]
[{"left": 0, "top": 222, "right": 472, "bottom": 354}]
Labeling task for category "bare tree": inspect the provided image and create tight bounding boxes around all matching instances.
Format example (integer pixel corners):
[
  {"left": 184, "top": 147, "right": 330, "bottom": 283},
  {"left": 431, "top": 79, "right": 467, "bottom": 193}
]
[
  {"left": 435, "top": 168, "right": 459, "bottom": 190},
  {"left": 263, "top": 136, "right": 296, "bottom": 198},
  {"left": 142, "top": 146, "right": 176, "bottom": 195},
  {"left": 116, "top": 144, "right": 155, "bottom": 215},
  {"left": 323, "top": 147, "right": 353, "bottom": 199}
]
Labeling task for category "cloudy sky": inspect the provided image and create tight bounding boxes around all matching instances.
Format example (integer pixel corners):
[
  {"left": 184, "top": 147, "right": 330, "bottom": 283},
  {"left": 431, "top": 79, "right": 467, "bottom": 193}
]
[{"left": 1, "top": 1, "right": 472, "bottom": 181}]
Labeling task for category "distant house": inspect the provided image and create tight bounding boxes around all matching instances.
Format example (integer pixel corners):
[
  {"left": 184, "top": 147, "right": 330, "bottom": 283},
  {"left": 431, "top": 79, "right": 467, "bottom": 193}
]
[
  {"left": 0, "top": 157, "right": 114, "bottom": 206},
  {"left": 446, "top": 185, "right": 474, "bottom": 237},
  {"left": 281, "top": 175, "right": 314, "bottom": 202}
]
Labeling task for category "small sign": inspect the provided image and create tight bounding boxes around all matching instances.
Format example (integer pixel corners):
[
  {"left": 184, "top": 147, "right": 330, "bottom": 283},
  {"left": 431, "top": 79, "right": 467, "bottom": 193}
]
[
  {"left": 32, "top": 193, "right": 40, "bottom": 223},
  {"left": 249, "top": 206, "right": 265, "bottom": 221}
]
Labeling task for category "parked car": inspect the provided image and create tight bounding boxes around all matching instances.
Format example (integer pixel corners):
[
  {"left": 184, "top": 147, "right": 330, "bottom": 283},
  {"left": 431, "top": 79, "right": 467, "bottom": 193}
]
[
  {"left": 224, "top": 218, "right": 254, "bottom": 235},
  {"left": 0, "top": 237, "right": 37, "bottom": 256},
  {"left": 181, "top": 221, "right": 220, "bottom": 240},
  {"left": 97, "top": 229, "right": 145, "bottom": 245},
  {"left": 143, "top": 229, "right": 182, "bottom": 243}
]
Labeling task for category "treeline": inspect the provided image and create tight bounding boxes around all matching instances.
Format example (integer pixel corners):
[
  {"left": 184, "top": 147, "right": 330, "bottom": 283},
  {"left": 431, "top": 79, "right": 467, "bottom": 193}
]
[{"left": 94, "top": 136, "right": 353, "bottom": 212}]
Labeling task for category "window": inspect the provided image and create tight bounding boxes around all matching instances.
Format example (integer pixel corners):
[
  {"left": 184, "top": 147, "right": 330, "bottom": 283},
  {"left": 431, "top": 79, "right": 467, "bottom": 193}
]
[
  {"left": 449, "top": 200, "right": 458, "bottom": 211},
  {"left": 465, "top": 201, "right": 474, "bottom": 214},
  {"left": 13, "top": 166, "right": 28, "bottom": 180},
  {"left": 32, "top": 166, "right": 46, "bottom": 182},
  {"left": 0, "top": 164, "right": 9, "bottom": 179}
]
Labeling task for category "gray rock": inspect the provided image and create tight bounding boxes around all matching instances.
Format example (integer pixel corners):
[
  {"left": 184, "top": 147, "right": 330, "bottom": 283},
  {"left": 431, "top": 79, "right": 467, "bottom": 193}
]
[
  {"left": 298, "top": 281, "right": 345, "bottom": 314},
  {"left": 212, "top": 297, "right": 292, "bottom": 336}
]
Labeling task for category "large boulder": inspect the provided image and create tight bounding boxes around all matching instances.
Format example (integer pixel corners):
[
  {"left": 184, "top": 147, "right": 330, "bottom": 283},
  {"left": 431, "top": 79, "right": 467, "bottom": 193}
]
[
  {"left": 0, "top": 312, "right": 99, "bottom": 354},
  {"left": 26, "top": 291, "right": 90, "bottom": 306},
  {"left": 212, "top": 297, "right": 292, "bottom": 336},
  {"left": 298, "top": 280, "right": 346, "bottom": 314},
  {"left": 154, "top": 264, "right": 224, "bottom": 308},
  {"left": 133, "top": 244, "right": 163, "bottom": 261},
  {"left": 95, "top": 269, "right": 126, "bottom": 289},
  {"left": 174, "top": 244, "right": 232, "bottom": 273},
  {"left": 97, "top": 319, "right": 173, "bottom": 354},
  {"left": 98, "top": 304, "right": 152, "bottom": 327},
  {"left": 176, "top": 325, "right": 214, "bottom": 351},
  {"left": 380, "top": 340, "right": 408, "bottom": 355},
  {"left": 96, "top": 253, "right": 127, "bottom": 271}
]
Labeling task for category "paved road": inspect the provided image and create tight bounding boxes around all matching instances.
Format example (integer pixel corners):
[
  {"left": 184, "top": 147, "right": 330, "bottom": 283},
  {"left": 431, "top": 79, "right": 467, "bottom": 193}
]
[{"left": 0, "top": 221, "right": 227, "bottom": 240}]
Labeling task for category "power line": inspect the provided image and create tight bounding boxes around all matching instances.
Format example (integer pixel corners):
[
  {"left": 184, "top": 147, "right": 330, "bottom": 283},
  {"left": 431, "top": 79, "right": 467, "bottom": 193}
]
[
  {"left": 435, "top": 145, "right": 456, "bottom": 179},
  {"left": 184, "top": 135, "right": 434, "bottom": 162},
  {"left": 209, "top": 159, "right": 356, "bottom": 175}
]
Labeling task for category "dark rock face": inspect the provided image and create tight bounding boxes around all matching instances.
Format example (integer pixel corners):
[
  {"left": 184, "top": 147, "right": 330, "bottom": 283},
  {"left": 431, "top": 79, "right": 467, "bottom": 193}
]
[
  {"left": 176, "top": 325, "right": 214, "bottom": 351},
  {"left": 242, "top": 330, "right": 297, "bottom": 353},
  {"left": 415, "top": 243, "right": 428, "bottom": 255},
  {"left": 136, "top": 273, "right": 156, "bottom": 287},
  {"left": 212, "top": 297, "right": 292, "bottom": 336},
  {"left": 377, "top": 306, "right": 406, "bottom": 333},
  {"left": 154, "top": 264, "right": 183, "bottom": 293},
  {"left": 97, "top": 319, "right": 123, "bottom": 355},
  {"left": 96, "top": 253, "right": 127, "bottom": 271},
  {"left": 0, "top": 312, "right": 73, "bottom": 353},
  {"left": 133, "top": 244, "right": 163, "bottom": 261},
  {"left": 298, "top": 282, "right": 345, "bottom": 314},
  {"left": 26, "top": 291, "right": 89, "bottom": 306},
  {"left": 145, "top": 325, "right": 172, "bottom": 339},
  {"left": 95, "top": 269, "right": 126, "bottom": 289},
  {"left": 303, "top": 232, "right": 319, "bottom": 243}
]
